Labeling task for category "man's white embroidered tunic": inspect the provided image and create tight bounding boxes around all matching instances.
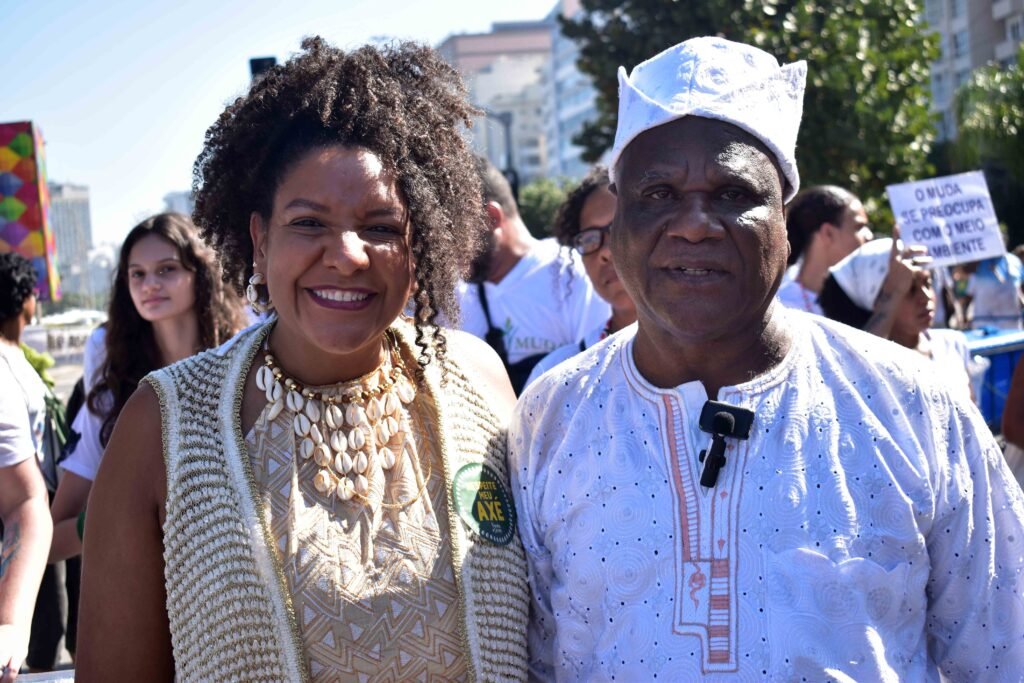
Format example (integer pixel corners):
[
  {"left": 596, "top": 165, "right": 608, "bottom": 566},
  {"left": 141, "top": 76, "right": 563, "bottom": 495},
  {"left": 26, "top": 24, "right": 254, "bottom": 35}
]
[{"left": 509, "top": 310, "right": 1024, "bottom": 682}]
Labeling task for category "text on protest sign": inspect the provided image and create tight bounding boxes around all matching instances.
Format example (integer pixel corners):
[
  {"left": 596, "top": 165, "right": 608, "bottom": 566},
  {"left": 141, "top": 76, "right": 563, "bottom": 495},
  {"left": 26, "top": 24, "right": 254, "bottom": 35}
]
[{"left": 886, "top": 171, "right": 1004, "bottom": 268}]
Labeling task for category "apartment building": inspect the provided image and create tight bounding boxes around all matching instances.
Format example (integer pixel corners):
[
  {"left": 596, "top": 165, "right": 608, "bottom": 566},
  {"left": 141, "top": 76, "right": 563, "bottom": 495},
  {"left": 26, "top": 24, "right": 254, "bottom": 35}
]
[
  {"left": 438, "top": 21, "right": 553, "bottom": 183},
  {"left": 48, "top": 182, "right": 93, "bottom": 296},
  {"left": 926, "top": 0, "right": 1024, "bottom": 139}
]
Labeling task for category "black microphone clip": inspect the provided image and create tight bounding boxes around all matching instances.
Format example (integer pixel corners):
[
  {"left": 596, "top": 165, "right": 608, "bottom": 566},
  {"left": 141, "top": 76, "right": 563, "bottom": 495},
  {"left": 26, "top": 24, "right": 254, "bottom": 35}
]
[{"left": 697, "top": 400, "right": 754, "bottom": 488}]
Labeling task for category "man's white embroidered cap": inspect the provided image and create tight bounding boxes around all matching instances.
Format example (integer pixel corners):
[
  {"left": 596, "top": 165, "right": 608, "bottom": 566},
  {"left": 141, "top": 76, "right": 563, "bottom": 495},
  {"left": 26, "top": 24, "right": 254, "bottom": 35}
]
[
  {"left": 829, "top": 237, "right": 896, "bottom": 310},
  {"left": 608, "top": 36, "right": 807, "bottom": 202}
]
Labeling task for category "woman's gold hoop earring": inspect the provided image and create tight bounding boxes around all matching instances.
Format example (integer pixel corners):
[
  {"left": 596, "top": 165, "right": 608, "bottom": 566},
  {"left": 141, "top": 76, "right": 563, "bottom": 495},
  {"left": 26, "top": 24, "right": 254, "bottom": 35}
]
[{"left": 246, "top": 271, "right": 274, "bottom": 314}]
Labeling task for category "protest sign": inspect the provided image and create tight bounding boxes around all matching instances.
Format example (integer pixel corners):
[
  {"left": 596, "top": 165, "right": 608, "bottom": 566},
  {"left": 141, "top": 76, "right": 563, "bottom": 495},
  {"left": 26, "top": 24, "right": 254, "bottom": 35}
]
[{"left": 887, "top": 170, "right": 1004, "bottom": 268}]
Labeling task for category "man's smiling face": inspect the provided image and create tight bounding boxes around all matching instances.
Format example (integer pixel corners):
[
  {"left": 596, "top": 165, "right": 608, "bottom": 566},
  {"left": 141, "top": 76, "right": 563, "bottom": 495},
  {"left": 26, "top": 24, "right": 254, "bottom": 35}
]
[{"left": 610, "top": 116, "right": 789, "bottom": 347}]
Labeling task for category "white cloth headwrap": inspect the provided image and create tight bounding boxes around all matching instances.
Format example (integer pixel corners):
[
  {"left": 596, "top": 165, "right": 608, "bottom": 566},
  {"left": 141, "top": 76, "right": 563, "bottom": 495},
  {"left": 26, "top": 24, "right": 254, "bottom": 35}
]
[
  {"left": 608, "top": 37, "right": 807, "bottom": 202},
  {"left": 829, "top": 238, "right": 894, "bottom": 310}
]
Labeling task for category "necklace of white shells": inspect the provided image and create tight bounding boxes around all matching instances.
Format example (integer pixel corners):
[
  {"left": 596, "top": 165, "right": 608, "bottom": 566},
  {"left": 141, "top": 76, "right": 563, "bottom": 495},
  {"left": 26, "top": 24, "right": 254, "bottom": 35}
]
[{"left": 254, "top": 333, "right": 422, "bottom": 506}]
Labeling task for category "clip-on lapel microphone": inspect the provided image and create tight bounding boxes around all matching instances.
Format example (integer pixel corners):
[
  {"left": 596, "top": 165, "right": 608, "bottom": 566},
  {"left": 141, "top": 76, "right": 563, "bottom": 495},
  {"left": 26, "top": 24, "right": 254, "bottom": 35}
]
[{"left": 698, "top": 400, "right": 755, "bottom": 488}]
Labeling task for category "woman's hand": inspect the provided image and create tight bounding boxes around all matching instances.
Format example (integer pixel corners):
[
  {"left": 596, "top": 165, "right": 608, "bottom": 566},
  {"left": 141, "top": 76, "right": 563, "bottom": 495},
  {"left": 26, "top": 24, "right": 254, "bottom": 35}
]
[
  {"left": 865, "top": 227, "right": 932, "bottom": 339},
  {"left": 0, "top": 623, "right": 26, "bottom": 682},
  {"left": 879, "top": 228, "right": 931, "bottom": 297}
]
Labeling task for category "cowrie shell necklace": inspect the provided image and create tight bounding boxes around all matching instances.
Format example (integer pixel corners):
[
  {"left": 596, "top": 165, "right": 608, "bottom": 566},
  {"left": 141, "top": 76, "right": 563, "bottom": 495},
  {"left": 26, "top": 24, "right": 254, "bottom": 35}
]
[{"left": 256, "top": 333, "right": 420, "bottom": 505}]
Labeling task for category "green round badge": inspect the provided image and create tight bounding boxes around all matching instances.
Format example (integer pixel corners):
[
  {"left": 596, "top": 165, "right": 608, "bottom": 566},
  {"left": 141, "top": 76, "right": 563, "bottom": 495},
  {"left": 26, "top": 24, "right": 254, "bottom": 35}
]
[{"left": 452, "top": 463, "right": 517, "bottom": 546}]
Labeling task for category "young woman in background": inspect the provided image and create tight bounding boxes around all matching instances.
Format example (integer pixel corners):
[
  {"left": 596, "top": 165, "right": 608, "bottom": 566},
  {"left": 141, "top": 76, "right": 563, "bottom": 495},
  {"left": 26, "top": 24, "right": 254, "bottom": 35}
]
[
  {"left": 48, "top": 213, "right": 246, "bottom": 564},
  {"left": 526, "top": 166, "right": 637, "bottom": 386}
]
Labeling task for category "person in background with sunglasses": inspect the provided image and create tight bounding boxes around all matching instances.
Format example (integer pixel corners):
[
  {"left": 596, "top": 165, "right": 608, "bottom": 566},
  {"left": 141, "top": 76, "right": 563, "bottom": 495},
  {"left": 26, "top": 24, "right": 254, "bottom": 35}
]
[{"left": 524, "top": 167, "right": 637, "bottom": 388}]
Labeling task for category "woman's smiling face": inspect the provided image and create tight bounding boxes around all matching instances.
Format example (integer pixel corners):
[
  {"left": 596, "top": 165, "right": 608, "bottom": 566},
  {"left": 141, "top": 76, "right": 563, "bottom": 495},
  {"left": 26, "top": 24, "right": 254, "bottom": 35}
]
[{"left": 251, "top": 144, "right": 414, "bottom": 377}]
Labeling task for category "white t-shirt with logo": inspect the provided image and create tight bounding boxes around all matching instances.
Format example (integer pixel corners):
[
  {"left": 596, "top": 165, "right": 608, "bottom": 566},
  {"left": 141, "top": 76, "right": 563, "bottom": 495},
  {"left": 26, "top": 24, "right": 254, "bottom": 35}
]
[
  {"left": 0, "top": 343, "right": 47, "bottom": 468},
  {"left": 457, "top": 238, "right": 611, "bottom": 366}
]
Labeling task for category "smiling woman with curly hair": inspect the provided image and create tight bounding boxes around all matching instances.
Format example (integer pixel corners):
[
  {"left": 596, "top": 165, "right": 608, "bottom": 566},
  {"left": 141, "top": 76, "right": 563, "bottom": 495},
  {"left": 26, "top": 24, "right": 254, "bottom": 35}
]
[
  {"left": 76, "top": 37, "right": 528, "bottom": 682},
  {"left": 193, "top": 36, "right": 487, "bottom": 367}
]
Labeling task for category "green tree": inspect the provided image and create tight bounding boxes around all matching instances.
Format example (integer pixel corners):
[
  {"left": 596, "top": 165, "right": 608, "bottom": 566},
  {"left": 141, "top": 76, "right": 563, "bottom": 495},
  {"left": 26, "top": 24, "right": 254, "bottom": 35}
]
[
  {"left": 39, "top": 290, "right": 100, "bottom": 315},
  {"left": 955, "top": 45, "right": 1024, "bottom": 182},
  {"left": 561, "top": 0, "right": 938, "bottom": 222},
  {"left": 954, "top": 45, "right": 1024, "bottom": 247},
  {"left": 518, "top": 177, "right": 571, "bottom": 238},
  {"left": 558, "top": 1, "right": 737, "bottom": 159},
  {"left": 37, "top": 290, "right": 107, "bottom": 317}
]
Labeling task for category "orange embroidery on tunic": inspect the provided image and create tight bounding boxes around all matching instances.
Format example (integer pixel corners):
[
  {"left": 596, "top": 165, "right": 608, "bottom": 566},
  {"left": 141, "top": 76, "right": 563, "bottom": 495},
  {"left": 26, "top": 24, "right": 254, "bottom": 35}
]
[{"left": 663, "top": 394, "right": 744, "bottom": 673}]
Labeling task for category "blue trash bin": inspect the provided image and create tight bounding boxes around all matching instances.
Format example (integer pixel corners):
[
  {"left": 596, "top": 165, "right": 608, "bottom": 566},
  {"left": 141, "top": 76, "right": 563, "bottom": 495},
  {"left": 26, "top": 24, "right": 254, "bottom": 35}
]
[{"left": 966, "top": 330, "right": 1024, "bottom": 432}]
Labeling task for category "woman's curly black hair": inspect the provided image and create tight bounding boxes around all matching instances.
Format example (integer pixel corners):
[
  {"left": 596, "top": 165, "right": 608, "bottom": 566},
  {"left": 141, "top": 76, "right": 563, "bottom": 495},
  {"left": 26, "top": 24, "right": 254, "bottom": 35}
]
[
  {"left": 551, "top": 165, "right": 610, "bottom": 249},
  {"left": 546, "top": 166, "right": 610, "bottom": 298},
  {"left": 191, "top": 36, "right": 488, "bottom": 370},
  {"left": 0, "top": 252, "right": 39, "bottom": 324}
]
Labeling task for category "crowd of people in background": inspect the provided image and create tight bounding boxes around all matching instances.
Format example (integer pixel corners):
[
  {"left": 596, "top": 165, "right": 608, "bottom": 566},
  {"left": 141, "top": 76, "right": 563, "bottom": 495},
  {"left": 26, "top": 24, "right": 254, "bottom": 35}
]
[
  {"left": 458, "top": 158, "right": 610, "bottom": 394},
  {"left": 1, "top": 31, "right": 1023, "bottom": 683}
]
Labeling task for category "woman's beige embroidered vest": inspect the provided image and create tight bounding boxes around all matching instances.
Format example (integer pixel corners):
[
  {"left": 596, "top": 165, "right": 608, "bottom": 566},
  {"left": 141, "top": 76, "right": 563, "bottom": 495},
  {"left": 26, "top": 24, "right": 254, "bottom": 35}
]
[{"left": 145, "top": 322, "right": 529, "bottom": 682}]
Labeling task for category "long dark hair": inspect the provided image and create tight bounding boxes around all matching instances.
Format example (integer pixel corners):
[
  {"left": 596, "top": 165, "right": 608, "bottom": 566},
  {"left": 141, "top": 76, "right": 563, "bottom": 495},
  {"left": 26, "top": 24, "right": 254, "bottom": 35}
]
[
  {"left": 785, "top": 185, "right": 856, "bottom": 265},
  {"left": 87, "top": 213, "right": 247, "bottom": 445},
  {"left": 818, "top": 274, "right": 872, "bottom": 330}
]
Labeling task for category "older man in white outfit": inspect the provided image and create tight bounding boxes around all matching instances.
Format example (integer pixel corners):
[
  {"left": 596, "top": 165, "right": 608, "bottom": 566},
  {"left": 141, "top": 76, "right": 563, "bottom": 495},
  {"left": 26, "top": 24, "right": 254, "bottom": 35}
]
[{"left": 509, "top": 37, "right": 1024, "bottom": 681}]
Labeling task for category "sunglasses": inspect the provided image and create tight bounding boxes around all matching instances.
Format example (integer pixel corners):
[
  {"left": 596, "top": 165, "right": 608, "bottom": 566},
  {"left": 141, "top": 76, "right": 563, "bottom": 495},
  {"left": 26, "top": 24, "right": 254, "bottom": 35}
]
[{"left": 572, "top": 224, "right": 611, "bottom": 256}]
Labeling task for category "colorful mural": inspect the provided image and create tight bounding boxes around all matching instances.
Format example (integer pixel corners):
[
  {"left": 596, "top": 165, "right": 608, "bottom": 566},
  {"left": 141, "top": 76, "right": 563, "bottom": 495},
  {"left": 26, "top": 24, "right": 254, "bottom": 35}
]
[{"left": 0, "top": 121, "right": 60, "bottom": 301}]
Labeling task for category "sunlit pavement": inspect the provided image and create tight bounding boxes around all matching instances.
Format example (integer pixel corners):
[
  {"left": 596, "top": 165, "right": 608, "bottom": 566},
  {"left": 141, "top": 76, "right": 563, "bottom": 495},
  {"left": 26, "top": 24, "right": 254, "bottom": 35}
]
[{"left": 50, "top": 361, "right": 84, "bottom": 403}]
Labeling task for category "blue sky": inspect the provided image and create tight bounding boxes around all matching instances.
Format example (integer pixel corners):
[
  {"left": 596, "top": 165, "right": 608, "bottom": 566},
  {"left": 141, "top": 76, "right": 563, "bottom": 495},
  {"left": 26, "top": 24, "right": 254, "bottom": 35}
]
[{"left": 1, "top": 0, "right": 557, "bottom": 244}]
